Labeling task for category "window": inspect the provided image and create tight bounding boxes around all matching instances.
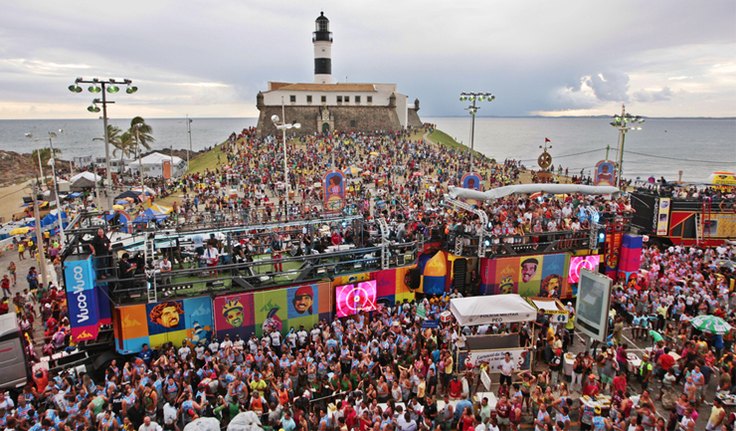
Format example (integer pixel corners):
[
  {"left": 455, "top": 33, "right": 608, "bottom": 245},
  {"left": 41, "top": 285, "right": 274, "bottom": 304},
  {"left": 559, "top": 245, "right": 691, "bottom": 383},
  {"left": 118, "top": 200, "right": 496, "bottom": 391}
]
[
  {"left": 289, "top": 95, "right": 296, "bottom": 103},
  {"left": 337, "top": 96, "right": 343, "bottom": 103},
  {"left": 307, "top": 95, "right": 313, "bottom": 104},
  {"left": 367, "top": 96, "right": 373, "bottom": 103},
  {"left": 321, "top": 95, "right": 327, "bottom": 103},
  {"left": 355, "top": 96, "right": 361, "bottom": 104},
  {"left": 344, "top": 96, "right": 350, "bottom": 103}
]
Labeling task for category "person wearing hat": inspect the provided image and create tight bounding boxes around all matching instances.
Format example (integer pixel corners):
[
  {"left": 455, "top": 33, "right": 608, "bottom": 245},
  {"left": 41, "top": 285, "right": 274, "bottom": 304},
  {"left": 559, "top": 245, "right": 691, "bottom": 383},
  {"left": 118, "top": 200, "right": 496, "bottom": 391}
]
[
  {"left": 582, "top": 374, "right": 600, "bottom": 397},
  {"left": 638, "top": 353, "right": 653, "bottom": 391},
  {"left": 292, "top": 285, "right": 314, "bottom": 315}
]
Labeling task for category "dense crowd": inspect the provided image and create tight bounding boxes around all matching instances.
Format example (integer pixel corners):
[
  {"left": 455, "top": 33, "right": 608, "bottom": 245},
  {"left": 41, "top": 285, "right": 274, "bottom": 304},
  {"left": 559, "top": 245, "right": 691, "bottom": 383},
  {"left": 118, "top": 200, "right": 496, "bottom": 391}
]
[{"left": 1, "top": 128, "right": 735, "bottom": 431}]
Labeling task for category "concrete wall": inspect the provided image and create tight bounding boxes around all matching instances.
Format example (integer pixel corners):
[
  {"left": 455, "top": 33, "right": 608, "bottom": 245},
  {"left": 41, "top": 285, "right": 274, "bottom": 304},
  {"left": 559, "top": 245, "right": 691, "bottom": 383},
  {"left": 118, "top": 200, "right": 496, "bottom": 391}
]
[{"left": 257, "top": 105, "right": 404, "bottom": 137}]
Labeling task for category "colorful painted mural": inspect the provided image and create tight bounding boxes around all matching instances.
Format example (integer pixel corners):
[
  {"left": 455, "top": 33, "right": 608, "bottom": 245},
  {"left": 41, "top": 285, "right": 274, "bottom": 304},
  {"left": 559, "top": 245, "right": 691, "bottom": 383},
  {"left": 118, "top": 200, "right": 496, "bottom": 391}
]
[
  {"left": 114, "top": 296, "right": 214, "bottom": 354},
  {"left": 480, "top": 253, "right": 571, "bottom": 298}
]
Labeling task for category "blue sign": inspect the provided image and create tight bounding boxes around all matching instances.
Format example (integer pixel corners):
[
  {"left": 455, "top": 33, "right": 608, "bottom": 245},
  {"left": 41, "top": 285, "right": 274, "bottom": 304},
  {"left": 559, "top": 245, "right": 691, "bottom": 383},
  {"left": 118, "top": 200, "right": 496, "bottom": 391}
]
[
  {"left": 64, "top": 256, "right": 100, "bottom": 336},
  {"left": 422, "top": 319, "right": 439, "bottom": 329}
]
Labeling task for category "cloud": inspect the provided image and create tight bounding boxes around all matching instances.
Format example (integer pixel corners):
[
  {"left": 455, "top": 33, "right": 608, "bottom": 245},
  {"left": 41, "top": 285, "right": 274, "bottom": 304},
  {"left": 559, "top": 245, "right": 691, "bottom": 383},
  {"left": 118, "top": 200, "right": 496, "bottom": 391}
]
[
  {"left": 633, "top": 87, "right": 673, "bottom": 102},
  {"left": 584, "top": 71, "right": 630, "bottom": 102}
]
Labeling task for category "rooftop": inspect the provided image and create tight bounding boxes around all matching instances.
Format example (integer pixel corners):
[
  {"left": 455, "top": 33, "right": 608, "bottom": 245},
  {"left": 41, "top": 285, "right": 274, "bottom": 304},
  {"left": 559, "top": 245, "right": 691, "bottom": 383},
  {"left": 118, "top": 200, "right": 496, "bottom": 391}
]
[{"left": 267, "top": 82, "right": 379, "bottom": 92}]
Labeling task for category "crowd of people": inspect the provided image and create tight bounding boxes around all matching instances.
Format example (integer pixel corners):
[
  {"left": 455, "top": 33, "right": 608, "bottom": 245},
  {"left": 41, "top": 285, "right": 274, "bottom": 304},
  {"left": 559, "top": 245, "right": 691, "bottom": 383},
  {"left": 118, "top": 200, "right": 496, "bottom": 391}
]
[{"left": 0, "top": 127, "right": 735, "bottom": 431}]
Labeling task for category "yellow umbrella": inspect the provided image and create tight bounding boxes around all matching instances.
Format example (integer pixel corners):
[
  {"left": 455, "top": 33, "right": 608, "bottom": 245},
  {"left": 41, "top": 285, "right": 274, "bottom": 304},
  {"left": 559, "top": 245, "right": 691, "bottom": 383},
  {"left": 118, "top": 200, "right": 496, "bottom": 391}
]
[
  {"left": 10, "top": 227, "right": 30, "bottom": 236},
  {"left": 369, "top": 151, "right": 379, "bottom": 156}
]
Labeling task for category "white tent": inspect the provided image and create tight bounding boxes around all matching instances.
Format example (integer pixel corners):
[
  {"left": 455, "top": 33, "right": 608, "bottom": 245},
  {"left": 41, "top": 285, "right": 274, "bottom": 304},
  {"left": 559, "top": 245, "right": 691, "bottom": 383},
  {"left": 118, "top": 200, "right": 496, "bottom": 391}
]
[
  {"left": 450, "top": 294, "right": 537, "bottom": 326},
  {"left": 69, "top": 171, "right": 101, "bottom": 183}
]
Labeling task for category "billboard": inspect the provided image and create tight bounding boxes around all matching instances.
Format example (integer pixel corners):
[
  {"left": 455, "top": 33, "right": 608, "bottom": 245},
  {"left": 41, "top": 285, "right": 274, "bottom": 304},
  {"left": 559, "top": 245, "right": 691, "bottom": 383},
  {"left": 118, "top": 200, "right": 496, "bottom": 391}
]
[
  {"left": 465, "top": 347, "right": 530, "bottom": 371},
  {"left": 594, "top": 160, "right": 617, "bottom": 186},
  {"left": 115, "top": 296, "right": 214, "bottom": 354},
  {"left": 480, "top": 253, "right": 571, "bottom": 298},
  {"left": 64, "top": 255, "right": 100, "bottom": 343},
  {"left": 336, "top": 280, "right": 378, "bottom": 317},
  {"left": 575, "top": 269, "right": 612, "bottom": 342},
  {"left": 324, "top": 170, "right": 346, "bottom": 212},
  {"left": 568, "top": 255, "right": 601, "bottom": 284}
]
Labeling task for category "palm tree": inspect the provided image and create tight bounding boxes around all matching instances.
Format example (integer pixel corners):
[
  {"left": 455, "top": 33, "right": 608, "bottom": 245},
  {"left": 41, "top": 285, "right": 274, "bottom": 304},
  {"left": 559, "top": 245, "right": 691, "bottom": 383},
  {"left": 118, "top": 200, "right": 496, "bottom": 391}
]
[{"left": 129, "top": 117, "right": 155, "bottom": 155}]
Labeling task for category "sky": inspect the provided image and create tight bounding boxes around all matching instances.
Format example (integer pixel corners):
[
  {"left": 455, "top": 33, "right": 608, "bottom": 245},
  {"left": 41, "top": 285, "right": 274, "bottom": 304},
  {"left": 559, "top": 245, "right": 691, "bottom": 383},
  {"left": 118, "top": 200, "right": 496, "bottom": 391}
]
[{"left": 1, "top": 0, "right": 734, "bottom": 119}]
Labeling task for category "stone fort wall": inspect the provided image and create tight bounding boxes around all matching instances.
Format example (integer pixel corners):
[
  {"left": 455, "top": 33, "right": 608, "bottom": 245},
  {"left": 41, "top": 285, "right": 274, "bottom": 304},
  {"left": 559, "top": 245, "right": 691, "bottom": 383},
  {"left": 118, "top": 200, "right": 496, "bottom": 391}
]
[{"left": 257, "top": 105, "right": 416, "bottom": 137}]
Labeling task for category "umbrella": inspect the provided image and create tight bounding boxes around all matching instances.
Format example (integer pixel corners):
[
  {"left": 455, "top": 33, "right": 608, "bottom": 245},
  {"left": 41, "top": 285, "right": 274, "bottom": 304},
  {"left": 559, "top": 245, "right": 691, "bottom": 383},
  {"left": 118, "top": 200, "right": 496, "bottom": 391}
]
[
  {"left": 227, "top": 411, "right": 263, "bottom": 431},
  {"left": 9, "top": 227, "right": 31, "bottom": 236},
  {"left": 344, "top": 166, "right": 362, "bottom": 176},
  {"left": 183, "top": 418, "right": 220, "bottom": 431},
  {"left": 691, "top": 315, "right": 733, "bottom": 334},
  {"left": 369, "top": 151, "right": 379, "bottom": 156},
  {"left": 648, "top": 330, "right": 664, "bottom": 343}
]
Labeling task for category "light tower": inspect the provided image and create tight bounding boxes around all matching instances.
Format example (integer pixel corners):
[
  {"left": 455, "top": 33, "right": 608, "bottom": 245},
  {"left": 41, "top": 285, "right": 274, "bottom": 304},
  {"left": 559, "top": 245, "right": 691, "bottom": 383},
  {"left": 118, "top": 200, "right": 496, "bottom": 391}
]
[{"left": 313, "top": 11, "right": 333, "bottom": 84}]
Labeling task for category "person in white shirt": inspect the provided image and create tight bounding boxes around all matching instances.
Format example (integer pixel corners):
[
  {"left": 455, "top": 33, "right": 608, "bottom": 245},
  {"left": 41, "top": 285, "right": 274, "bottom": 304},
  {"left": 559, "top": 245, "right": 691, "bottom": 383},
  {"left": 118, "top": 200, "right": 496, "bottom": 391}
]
[
  {"left": 138, "top": 416, "right": 162, "bottom": 431},
  {"left": 178, "top": 343, "right": 191, "bottom": 361},
  {"left": 159, "top": 257, "right": 172, "bottom": 285}
]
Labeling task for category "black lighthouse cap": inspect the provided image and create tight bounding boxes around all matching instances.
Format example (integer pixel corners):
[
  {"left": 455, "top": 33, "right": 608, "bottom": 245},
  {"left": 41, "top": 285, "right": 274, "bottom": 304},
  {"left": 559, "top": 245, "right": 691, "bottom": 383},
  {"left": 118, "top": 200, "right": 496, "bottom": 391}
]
[{"left": 313, "top": 11, "right": 332, "bottom": 42}]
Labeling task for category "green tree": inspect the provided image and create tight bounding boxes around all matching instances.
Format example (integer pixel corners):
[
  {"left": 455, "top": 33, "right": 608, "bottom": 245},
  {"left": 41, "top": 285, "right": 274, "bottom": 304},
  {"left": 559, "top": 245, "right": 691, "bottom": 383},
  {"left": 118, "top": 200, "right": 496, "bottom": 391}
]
[
  {"left": 30, "top": 147, "right": 62, "bottom": 175},
  {"left": 129, "top": 116, "right": 155, "bottom": 156}
]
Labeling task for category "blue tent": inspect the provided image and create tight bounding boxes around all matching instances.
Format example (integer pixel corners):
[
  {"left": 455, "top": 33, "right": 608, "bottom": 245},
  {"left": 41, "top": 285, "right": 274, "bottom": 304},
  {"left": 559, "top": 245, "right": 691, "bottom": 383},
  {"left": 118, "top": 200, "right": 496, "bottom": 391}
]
[{"left": 133, "top": 208, "right": 168, "bottom": 224}]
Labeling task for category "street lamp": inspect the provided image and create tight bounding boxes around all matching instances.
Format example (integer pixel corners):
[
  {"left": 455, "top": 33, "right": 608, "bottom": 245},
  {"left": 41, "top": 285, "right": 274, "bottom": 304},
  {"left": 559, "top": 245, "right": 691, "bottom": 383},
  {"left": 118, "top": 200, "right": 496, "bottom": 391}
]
[
  {"left": 25, "top": 131, "right": 66, "bottom": 247},
  {"left": 186, "top": 115, "right": 193, "bottom": 169},
  {"left": 133, "top": 123, "right": 145, "bottom": 192},
  {"left": 47, "top": 130, "right": 66, "bottom": 247},
  {"left": 459, "top": 91, "right": 495, "bottom": 173},
  {"left": 69, "top": 77, "right": 138, "bottom": 210},
  {"left": 271, "top": 102, "right": 301, "bottom": 221},
  {"left": 610, "top": 104, "right": 644, "bottom": 188}
]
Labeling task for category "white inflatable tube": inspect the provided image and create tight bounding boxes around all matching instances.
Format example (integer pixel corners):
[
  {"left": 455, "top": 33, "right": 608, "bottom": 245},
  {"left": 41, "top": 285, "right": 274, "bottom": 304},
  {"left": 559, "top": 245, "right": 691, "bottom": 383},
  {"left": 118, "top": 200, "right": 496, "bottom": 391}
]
[{"left": 448, "top": 184, "right": 620, "bottom": 201}]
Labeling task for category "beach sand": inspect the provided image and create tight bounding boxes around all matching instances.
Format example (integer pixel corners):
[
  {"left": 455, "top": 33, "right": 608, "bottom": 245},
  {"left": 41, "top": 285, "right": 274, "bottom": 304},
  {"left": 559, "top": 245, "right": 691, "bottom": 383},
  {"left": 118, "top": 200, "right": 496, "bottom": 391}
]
[{"left": 0, "top": 180, "right": 35, "bottom": 223}]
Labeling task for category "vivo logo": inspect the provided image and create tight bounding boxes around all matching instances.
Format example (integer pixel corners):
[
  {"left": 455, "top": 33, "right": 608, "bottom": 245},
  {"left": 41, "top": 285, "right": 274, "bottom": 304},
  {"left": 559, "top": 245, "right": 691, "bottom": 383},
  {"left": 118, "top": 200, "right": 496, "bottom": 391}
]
[{"left": 72, "top": 265, "right": 90, "bottom": 323}]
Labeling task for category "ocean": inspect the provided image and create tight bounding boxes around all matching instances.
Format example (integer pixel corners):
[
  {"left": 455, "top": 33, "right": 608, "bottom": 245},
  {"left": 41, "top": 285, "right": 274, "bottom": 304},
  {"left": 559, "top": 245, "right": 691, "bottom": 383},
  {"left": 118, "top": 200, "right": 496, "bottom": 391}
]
[{"left": 0, "top": 117, "right": 733, "bottom": 183}]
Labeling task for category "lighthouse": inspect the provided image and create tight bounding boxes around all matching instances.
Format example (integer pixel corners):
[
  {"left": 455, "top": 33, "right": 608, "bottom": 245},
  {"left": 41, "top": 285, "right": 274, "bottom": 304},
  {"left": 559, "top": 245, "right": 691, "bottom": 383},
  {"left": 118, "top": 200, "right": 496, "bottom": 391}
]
[{"left": 313, "top": 11, "right": 333, "bottom": 84}]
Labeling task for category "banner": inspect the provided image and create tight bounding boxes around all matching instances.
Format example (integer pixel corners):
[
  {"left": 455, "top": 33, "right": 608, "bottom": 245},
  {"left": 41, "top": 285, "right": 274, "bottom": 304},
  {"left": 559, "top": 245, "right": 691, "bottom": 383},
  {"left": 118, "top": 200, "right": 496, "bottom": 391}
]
[
  {"left": 465, "top": 347, "right": 530, "bottom": 371},
  {"left": 114, "top": 296, "right": 214, "bottom": 354},
  {"left": 605, "top": 230, "right": 623, "bottom": 278},
  {"left": 594, "top": 160, "right": 617, "bottom": 186},
  {"left": 656, "top": 198, "right": 671, "bottom": 236},
  {"left": 324, "top": 170, "right": 346, "bottom": 211},
  {"left": 461, "top": 173, "right": 482, "bottom": 191},
  {"left": 64, "top": 256, "right": 100, "bottom": 343},
  {"left": 479, "top": 253, "right": 571, "bottom": 298},
  {"left": 212, "top": 282, "right": 331, "bottom": 341}
]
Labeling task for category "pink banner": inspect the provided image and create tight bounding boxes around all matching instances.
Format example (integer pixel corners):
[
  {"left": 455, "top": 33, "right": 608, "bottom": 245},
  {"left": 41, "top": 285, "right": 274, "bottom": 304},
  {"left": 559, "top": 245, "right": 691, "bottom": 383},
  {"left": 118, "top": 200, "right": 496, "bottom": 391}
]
[{"left": 336, "top": 280, "right": 377, "bottom": 317}]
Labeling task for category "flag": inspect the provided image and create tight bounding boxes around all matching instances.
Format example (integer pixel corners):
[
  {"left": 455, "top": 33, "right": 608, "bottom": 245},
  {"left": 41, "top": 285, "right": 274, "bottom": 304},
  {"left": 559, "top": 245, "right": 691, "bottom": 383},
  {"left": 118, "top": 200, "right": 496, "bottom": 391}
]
[{"left": 545, "top": 137, "right": 551, "bottom": 143}]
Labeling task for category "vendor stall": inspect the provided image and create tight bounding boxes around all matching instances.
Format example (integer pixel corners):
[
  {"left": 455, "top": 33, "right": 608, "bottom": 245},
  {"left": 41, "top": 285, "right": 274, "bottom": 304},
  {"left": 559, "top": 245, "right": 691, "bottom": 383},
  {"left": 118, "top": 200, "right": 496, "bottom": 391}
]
[
  {"left": 450, "top": 294, "right": 537, "bottom": 373},
  {"left": 526, "top": 296, "right": 569, "bottom": 324}
]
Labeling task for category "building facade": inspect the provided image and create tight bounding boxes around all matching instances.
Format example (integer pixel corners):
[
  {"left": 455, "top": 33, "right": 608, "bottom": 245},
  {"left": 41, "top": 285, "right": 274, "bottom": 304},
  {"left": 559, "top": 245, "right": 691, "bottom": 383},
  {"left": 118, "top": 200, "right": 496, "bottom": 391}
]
[{"left": 256, "top": 12, "right": 421, "bottom": 137}]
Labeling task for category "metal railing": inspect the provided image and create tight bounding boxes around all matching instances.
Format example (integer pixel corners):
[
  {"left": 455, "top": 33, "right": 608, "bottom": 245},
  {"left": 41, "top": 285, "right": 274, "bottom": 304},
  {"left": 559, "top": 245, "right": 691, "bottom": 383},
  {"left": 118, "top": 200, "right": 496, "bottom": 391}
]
[{"left": 448, "top": 228, "right": 596, "bottom": 257}]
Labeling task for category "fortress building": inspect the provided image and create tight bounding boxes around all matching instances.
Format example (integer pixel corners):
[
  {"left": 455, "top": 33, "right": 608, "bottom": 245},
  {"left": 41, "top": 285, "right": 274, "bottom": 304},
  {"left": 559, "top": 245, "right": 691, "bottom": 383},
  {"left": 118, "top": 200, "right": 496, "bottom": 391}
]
[{"left": 256, "top": 12, "right": 422, "bottom": 137}]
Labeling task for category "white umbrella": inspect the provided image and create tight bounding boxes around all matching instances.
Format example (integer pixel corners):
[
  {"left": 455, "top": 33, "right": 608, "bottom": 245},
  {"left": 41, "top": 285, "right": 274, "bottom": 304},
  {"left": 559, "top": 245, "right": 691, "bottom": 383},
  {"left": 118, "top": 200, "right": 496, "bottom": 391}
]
[
  {"left": 183, "top": 417, "right": 220, "bottom": 431},
  {"left": 227, "top": 411, "right": 263, "bottom": 431}
]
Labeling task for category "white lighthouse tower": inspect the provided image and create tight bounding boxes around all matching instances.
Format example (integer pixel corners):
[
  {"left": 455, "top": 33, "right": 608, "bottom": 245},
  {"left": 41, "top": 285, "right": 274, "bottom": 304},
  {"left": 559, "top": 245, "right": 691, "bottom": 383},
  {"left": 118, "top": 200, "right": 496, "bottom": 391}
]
[{"left": 313, "top": 11, "right": 333, "bottom": 84}]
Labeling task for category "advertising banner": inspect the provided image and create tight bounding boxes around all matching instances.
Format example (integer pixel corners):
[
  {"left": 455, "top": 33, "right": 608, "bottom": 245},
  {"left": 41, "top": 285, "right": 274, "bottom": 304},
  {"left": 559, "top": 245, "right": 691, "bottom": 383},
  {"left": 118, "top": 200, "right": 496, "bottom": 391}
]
[
  {"left": 465, "top": 347, "right": 530, "bottom": 371},
  {"left": 64, "top": 255, "right": 100, "bottom": 343},
  {"left": 324, "top": 170, "right": 346, "bottom": 212}
]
